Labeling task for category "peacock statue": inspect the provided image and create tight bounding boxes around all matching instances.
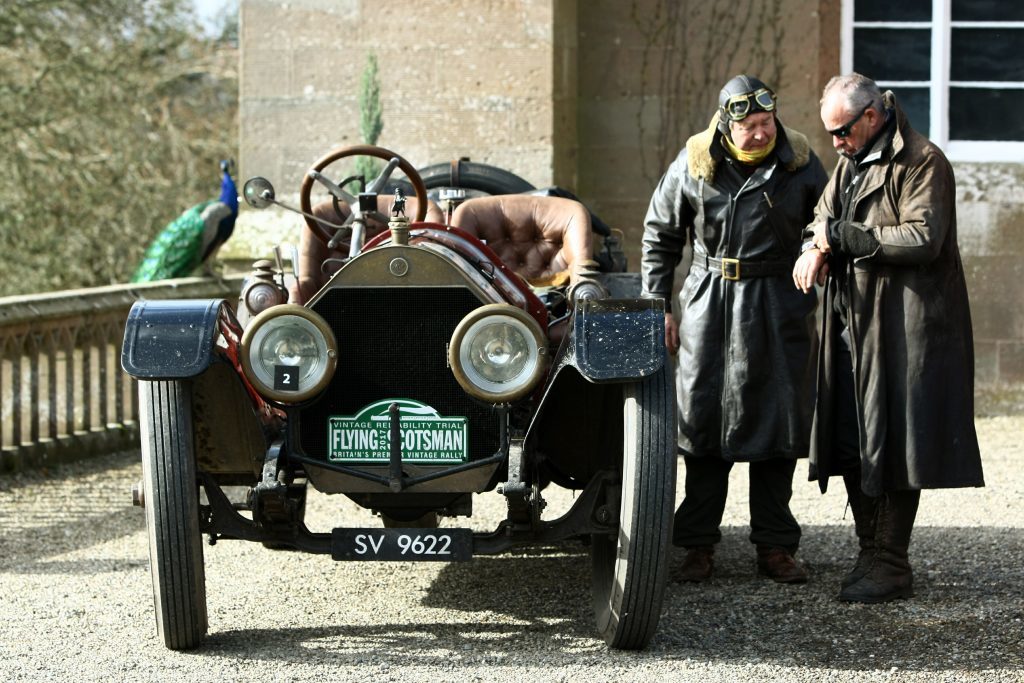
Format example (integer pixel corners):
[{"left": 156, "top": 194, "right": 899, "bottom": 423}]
[{"left": 131, "top": 160, "right": 239, "bottom": 282}]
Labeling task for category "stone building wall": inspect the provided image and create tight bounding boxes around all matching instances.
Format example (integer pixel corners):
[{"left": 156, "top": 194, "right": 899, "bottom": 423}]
[
  {"left": 238, "top": 0, "right": 572, "bottom": 193},
  {"left": 956, "top": 164, "right": 1024, "bottom": 394}
]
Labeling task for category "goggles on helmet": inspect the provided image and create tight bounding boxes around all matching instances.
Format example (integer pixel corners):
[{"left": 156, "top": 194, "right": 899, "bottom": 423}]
[{"left": 721, "top": 88, "right": 777, "bottom": 121}]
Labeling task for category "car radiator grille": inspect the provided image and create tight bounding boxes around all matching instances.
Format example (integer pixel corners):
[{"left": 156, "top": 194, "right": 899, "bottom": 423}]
[{"left": 298, "top": 286, "right": 500, "bottom": 463}]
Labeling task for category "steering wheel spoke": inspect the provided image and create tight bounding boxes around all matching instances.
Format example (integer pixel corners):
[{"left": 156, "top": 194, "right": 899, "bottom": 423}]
[
  {"left": 308, "top": 170, "right": 359, "bottom": 207},
  {"left": 366, "top": 157, "right": 402, "bottom": 194},
  {"left": 300, "top": 145, "right": 427, "bottom": 247}
]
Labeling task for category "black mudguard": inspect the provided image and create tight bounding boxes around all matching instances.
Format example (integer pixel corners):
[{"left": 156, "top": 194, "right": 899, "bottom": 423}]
[
  {"left": 525, "top": 297, "right": 667, "bottom": 486},
  {"left": 570, "top": 298, "right": 666, "bottom": 382},
  {"left": 121, "top": 299, "right": 226, "bottom": 379}
]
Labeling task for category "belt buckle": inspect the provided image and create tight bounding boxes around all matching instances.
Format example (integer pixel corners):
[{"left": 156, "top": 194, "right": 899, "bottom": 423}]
[{"left": 721, "top": 257, "right": 741, "bottom": 281}]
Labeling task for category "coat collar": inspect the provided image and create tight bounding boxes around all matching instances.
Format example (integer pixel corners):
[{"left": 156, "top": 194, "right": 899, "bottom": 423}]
[
  {"left": 686, "top": 113, "right": 811, "bottom": 183},
  {"left": 861, "top": 90, "right": 911, "bottom": 166}
]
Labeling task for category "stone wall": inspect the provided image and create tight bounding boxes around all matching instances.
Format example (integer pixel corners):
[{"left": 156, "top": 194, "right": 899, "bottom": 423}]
[
  {"left": 956, "top": 163, "right": 1024, "bottom": 392},
  {"left": 238, "top": 0, "right": 572, "bottom": 192}
]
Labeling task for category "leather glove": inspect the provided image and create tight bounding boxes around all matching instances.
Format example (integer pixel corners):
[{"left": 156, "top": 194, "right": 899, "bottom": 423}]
[
  {"left": 839, "top": 221, "right": 879, "bottom": 257},
  {"left": 828, "top": 217, "right": 879, "bottom": 257},
  {"left": 826, "top": 217, "right": 844, "bottom": 252}
]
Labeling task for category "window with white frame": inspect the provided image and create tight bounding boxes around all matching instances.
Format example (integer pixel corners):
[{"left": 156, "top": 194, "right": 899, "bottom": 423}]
[{"left": 842, "top": 0, "right": 1024, "bottom": 162}]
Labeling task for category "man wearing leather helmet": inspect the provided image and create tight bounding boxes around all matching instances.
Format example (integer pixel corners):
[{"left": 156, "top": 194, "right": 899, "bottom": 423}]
[
  {"left": 642, "top": 75, "right": 827, "bottom": 584},
  {"left": 793, "top": 73, "right": 984, "bottom": 603}
]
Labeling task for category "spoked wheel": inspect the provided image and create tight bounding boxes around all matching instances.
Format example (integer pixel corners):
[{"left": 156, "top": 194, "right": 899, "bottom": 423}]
[
  {"left": 591, "top": 362, "right": 676, "bottom": 649},
  {"left": 139, "top": 380, "right": 208, "bottom": 650}
]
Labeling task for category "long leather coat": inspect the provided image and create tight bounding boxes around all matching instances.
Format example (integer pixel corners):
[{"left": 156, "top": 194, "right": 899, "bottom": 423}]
[
  {"left": 805, "top": 93, "right": 984, "bottom": 496},
  {"left": 642, "top": 120, "right": 828, "bottom": 461}
]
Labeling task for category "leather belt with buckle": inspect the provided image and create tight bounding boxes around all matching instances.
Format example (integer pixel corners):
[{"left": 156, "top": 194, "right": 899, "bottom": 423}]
[
  {"left": 719, "top": 257, "right": 741, "bottom": 280},
  {"left": 699, "top": 254, "right": 793, "bottom": 280}
]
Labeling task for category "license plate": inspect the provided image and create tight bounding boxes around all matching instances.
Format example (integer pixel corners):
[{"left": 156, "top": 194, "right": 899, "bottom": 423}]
[{"left": 331, "top": 528, "right": 472, "bottom": 562}]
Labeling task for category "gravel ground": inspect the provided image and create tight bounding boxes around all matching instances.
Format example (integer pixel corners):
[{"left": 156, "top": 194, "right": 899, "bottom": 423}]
[{"left": 0, "top": 416, "right": 1021, "bottom": 682}]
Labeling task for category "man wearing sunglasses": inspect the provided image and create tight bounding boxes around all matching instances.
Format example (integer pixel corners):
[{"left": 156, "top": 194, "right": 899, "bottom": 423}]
[
  {"left": 792, "top": 73, "right": 984, "bottom": 603},
  {"left": 642, "top": 75, "right": 827, "bottom": 585}
]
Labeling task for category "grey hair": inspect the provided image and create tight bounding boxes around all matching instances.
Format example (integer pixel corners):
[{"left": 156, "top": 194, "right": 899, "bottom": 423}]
[{"left": 821, "top": 73, "right": 883, "bottom": 113}]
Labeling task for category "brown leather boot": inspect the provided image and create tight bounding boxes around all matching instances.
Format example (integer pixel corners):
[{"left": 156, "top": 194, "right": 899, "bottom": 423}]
[
  {"left": 842, "top": 472, "right": 879, "bottom": 589},
  {"left": 756, "top": 545, "right": 809, "bottom": 584},
  {"left": 839, "top": 490, "right": 920, "bottom": 603},
  {"left": 679, "top": 545, "right": 714, "bottom": 582}
]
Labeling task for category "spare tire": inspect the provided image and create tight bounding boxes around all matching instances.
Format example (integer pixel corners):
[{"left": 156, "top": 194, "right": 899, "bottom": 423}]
[
  {"left": 419, "top": 159, "right": 536, "bottom": 195},
  {"left": 387, "top": 158, "right": 536, "bottom": 199}
]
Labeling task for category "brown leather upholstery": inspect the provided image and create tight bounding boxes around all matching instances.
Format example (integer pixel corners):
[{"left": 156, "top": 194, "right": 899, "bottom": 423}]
[
  {"left": 292, "top": 195, "right": 442, "bottom": 303},
  {"left": 450, "top": 195, "right": 593, "bottom": 286}
]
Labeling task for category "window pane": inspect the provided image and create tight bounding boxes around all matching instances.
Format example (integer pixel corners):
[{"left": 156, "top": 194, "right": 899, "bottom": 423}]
[
  {"left": 856, "top": 0, "right": 930, "bottom": 22},
  {"left": 854, "top": 28, "right": 931, "bottom": 82},
  {"left": 889, "top": 87, "right": 930, "bottom": 137},
  {"left": 951, "top": 29, "right": 1024, "bottom": 82},
  {"left": 950, "top": 87, "right": 1024, "bottom": 141},
  {"left": 952, "top": 0, "right": 1024, "bottom": 22}
]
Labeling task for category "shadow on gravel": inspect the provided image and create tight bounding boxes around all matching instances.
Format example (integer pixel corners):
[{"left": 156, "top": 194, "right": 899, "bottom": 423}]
[
  {"left": 423, "top": 549, "right": 594, "bottom": 623},
  {"left": 206, "top": 551, "right": 597, "bottom": 663},
  {"left": 656, "top": 525, "right": 1024, "bottom": 673},
  {"left": 0, "top": 451, "right": 144, "bottom": 574},
  {"left": 200, "top": 525, "right": 1022, "bottom": 675}
]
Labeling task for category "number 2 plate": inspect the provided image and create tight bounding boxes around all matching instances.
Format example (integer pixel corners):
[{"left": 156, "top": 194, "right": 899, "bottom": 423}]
[{"left": 331, "top": 528, "right": 472, "bottom": 562}]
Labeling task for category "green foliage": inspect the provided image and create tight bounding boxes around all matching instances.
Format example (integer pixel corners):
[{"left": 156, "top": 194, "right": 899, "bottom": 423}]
[
  {"left": 0, "top": 0, "right": 238, "bottom": 296},
  {"left": 355, "top": 52, "right": 383, "bottom": 183},
  {"left": 211, "top": 0, "right": 239, "bottom": 45}
]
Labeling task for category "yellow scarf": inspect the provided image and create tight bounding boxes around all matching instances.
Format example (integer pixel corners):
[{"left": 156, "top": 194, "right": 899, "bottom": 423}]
[{"left": 723, "top": 134, "right": 776, "bottom": 165}]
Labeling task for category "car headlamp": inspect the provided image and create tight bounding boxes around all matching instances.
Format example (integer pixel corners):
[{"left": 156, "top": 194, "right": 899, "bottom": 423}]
[
  {"left": 449, "top": 304, "right": 547, "bottom": 403},
  {"left": 240, "top": 304, "right": 337, "bottom": 403}
]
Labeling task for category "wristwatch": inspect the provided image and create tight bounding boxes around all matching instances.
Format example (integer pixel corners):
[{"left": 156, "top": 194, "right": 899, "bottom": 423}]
[{"left": 800, "top": 240, "right": 818, "bottom": 254}]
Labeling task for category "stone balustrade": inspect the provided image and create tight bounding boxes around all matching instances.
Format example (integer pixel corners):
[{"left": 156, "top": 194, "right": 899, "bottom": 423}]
[{"left": 0, "top": 277, "right": 243, "bottom": 473}]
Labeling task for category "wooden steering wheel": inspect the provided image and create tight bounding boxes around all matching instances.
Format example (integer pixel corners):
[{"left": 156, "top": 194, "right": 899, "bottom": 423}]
[{"left": 299, "top": 144, "right": 428, "bottom": 246}]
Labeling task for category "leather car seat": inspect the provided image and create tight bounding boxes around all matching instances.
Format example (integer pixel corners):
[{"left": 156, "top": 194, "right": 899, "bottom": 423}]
[{"left": 450, "top": 195, "right": 594, "bottom": 288}]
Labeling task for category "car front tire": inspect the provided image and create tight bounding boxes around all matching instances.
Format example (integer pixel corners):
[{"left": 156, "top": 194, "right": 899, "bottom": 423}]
[
  {"left": 139, "top": 380, "right": 208, "bottom": 650},
  {"left": 590, "top": 362, "right": 676, "bottom": 649}
]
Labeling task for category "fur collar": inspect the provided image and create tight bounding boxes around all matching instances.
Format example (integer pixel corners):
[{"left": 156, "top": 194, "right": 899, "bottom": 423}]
[{"left": 686, "top": 113, "right": 811, "bottom": 183}]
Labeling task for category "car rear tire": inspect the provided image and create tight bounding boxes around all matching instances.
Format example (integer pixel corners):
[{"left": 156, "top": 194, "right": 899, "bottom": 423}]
[
  {"left": 590, "top": 362, "right": 676, "bottom": 649},
  {"left": 139, "top": 380, "right": 208, "bottom": 650}
]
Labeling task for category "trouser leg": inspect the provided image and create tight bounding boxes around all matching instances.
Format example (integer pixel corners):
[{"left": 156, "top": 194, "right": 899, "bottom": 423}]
[
  {"left": 748, "top": 457, "right": 801, "bottom": 553},
  {"left": 672, "top": 455, "right": 732, "bottom": 548},
  {"left": 839, "top": 489, "right": 921, "bottom": 603}
]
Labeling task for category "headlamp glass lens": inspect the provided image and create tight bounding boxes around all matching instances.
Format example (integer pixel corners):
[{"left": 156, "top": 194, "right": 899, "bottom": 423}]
[
  {"left": 241, "top": 306, "right": 337, "bottom": 403},
  {"left": 468, "top": 321, "right": 530, "bottom": 384},
  {"left": 261, "top": 325, "right": 318, "bottom": 370},
  {"left": 450, "top": 305, "right": 546, "bottom": 403},
  {"left": 252, "top": 315, "right": 327, "bottom": 387}
]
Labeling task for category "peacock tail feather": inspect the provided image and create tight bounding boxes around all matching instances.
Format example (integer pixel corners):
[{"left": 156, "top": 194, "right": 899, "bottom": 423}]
[{"left": 131, "top": 200, "right": 215, "bottom": 282}]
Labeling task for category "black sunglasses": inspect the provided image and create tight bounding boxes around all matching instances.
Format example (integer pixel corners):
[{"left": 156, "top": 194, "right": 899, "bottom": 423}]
[{"left": 828, "top": 103, "right": 872, "bottom": 139}]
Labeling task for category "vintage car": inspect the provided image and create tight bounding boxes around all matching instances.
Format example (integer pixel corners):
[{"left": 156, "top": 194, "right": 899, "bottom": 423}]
[{"left": 121, "top": 145, "right": 675, "bottom": 651}]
